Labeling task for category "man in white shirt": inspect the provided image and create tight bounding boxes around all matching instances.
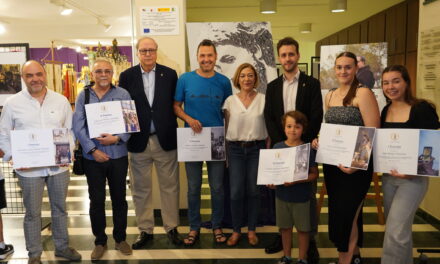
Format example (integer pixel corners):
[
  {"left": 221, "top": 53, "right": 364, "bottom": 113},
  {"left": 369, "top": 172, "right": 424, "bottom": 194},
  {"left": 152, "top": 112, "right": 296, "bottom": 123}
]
[{"left": 0, "top": 60, "right": 81, "bottom": 264}]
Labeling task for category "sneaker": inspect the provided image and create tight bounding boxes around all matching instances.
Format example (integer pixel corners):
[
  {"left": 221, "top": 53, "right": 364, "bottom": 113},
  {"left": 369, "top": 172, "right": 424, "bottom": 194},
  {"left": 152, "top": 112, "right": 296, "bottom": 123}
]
[
  {"left": 55, "top": 247, "right": 82, "bottom": 261},
  {"left": 277, "top": 256, "right": 293, "bottom": 264},
  {"left": 28, "top": 256, "right": 41, "bottom": 264},
  {"left": 115, "top": 241, "right": 133, "bottom": 255},
  {"left": 91, "top": 245, "right": 107, "bottom": 260},
  {"left": 0, "top": 244, "right": 14, "bottom": 260},
  {"left": 296, "top": 260, "right": 308, "bottom": 264}
]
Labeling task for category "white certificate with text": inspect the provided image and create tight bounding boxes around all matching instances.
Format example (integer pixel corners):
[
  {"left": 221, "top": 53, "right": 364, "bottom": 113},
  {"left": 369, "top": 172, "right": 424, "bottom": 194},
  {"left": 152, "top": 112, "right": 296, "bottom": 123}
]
[
  {"left": 11, "top": 128, "right": 71, "bottom": 169},
  {"left": 85, "top": 100, "right": 140, "bottom": 138},
  {"left": 374, "top": 129, "right": 440, "bottom": 177},
  {"left": 316, "top": 123, "right": 376, "bottom": 170},
  {"left": 177, "top": 127, "right": 226, "bottom": 162},
  {"left": 257, "top": 143, "right": 310, "bottom": 185}
]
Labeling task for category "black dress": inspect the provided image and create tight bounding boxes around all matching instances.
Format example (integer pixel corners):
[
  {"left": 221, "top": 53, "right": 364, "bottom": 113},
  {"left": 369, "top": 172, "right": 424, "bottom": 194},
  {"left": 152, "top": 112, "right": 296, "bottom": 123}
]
[{"left": 323, "top": 105, "right": 373, "bottom": 252}]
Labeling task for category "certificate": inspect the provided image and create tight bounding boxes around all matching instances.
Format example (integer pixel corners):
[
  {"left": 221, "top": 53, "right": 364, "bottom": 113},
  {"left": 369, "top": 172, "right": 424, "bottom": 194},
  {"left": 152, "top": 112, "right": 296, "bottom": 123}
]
[
  {"left": 374, "top": 129, "right": 440, "bottom": 177},
  {"left": 177, "top": 127, "right": 225, "bottom": 162},
  {"left": 85, "top": 100, "right": 140, "bottom": 138},
  {"left": 257, "top": 143, "right": 310, "bottom": 185},
  {"left": 11, "top": 128, "right": 71, "bottom": 169},
  {"left": 316, "top": 123, "right": 376, "bottom": 170}
]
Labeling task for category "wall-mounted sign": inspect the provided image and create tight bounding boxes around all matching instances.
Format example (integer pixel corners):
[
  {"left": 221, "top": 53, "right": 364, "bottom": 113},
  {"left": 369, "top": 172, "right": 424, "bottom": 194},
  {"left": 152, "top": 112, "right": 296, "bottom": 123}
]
[{"left": 140, "top": 6, "right": 179, "bottom": 36}]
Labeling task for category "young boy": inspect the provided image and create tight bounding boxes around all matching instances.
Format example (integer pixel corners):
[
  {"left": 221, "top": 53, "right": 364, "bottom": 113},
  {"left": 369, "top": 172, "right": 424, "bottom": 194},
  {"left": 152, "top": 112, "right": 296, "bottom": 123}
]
[
  {"left": 268, "top": 111, "right": 318, "bottom": 264},
  {"left": 0, "top": 149, "right": 14, "bottom": 260}
]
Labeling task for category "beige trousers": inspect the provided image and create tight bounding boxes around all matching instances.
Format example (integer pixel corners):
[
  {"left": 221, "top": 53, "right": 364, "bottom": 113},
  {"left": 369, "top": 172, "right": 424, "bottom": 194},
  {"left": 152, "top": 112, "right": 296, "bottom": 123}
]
[{"left": 129, "top": 135, "right": 180, "bottom": 233}]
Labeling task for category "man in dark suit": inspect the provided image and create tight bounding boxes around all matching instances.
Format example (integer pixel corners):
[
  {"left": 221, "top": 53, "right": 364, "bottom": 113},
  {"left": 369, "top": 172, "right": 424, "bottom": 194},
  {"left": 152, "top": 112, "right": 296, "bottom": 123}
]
[
  {"left": 119, "top": 37, "right": 181, "bottom": 248},
  {"left": 264, "top": 37, "right": 323, "bottom": 264}
]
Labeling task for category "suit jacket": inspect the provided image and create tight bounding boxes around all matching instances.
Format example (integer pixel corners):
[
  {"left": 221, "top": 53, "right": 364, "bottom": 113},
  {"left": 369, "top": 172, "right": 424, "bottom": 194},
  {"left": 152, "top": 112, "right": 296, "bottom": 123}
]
[
  {"left": 119, "top": 63, "right": 178, "bottom": 152},
  {"left": 264, "top": 71, "right": 323, "bottom": 146}
]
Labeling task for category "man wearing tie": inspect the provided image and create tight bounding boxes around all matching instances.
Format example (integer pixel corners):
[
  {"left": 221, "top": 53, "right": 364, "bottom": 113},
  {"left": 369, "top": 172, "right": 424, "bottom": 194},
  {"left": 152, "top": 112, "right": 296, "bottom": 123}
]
[{"left": 119, "top": 37, "right": 181, "bottom": 248}]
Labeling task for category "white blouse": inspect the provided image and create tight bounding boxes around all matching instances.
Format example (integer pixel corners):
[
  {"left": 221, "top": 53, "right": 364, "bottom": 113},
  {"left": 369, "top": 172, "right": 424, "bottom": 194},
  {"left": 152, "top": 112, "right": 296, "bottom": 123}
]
[{"left": 223, "top": 93, "right": 268, "bottom": 141}]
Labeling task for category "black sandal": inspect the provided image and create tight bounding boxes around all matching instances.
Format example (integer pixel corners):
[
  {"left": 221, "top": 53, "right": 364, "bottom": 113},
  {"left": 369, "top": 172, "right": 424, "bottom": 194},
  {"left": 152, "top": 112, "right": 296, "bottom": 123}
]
[
  {"left": 213, "top": 229, "right": 227, "bottom": 244},
  {"left": 184, "top": 231, "right": 199, "bottom": 246}
]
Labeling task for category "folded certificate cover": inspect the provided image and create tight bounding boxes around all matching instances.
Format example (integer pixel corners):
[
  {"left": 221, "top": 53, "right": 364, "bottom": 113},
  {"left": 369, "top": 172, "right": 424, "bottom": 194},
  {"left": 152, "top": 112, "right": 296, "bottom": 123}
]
[
  {"left": 11, "top": 128, "right": 71, "bottom": 169},
  {"left": 85, "top": 100, "right": 140, "bottom": 138},
  {"left": 177, "top": 127, "right": 225, "bottom": 162},
  {"left": 374, "top": 129, "right": 440, "bottom": 177},
  {"left": 316, "top": 123, "right": 376, "bottom": 170}
]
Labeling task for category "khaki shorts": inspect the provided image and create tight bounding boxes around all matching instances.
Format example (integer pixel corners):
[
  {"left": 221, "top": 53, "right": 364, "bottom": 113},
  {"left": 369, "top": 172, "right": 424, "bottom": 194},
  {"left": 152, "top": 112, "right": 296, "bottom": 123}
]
[{"left": 276, "top": 197, "right": 311, "bottom": 232}]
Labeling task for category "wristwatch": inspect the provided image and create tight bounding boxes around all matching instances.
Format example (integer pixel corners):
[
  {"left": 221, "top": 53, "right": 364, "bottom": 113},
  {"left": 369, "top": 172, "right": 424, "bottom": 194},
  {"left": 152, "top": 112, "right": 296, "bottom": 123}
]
[{"left": 88, "top": 147, "right": 97, "bottom": 154}]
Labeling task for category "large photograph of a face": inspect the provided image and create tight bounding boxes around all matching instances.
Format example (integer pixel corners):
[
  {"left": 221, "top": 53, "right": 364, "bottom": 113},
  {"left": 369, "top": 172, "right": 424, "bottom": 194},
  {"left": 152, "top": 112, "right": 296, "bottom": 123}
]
[
  {"left": 320, "top": 43, "right": 388, "bottom": 110},
  {"left": 186, "top": 22, "right": 277, "bottom": 94}
]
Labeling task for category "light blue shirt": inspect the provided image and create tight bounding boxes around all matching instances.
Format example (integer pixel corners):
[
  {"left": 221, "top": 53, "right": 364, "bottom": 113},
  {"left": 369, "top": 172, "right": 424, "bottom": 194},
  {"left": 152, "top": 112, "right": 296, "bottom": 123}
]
[
  {"left": 72, "top": 85, "right": 132, "bottom": 160},
  {"left": 141, "top": 65, "right": 156, "bottom": 133}
]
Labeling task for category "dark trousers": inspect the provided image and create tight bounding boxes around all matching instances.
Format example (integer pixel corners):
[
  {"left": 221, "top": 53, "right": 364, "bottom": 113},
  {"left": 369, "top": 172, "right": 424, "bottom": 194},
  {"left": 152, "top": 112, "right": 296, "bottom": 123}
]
[{"left": 84, "top": 156, "right": 128, "bottom": 245}]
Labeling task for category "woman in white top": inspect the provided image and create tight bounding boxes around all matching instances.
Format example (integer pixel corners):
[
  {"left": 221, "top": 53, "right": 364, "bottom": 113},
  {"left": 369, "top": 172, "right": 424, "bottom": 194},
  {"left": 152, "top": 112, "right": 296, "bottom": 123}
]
[{"left": 223, "top": 63, "right": 268, "bottom": 247}]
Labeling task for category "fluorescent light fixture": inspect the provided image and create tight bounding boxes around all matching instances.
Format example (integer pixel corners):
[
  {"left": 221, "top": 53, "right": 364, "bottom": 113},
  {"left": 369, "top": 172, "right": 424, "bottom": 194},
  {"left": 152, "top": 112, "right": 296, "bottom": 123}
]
[
  {"left": 60, "top": 6, "right": 73, "bottom": 15},
  {"left": 260, "top": 0, "right": 276, "bottom": 14},
  {"left": 330, "top": 0, "right": 347, "bottom": 12},
  {"left": 299, "top": 23, "right": 312, "bottom": 33}
]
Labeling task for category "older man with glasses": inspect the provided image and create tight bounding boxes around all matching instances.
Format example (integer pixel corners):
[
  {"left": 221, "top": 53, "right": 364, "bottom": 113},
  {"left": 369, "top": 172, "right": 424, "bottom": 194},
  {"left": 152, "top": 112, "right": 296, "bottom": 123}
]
[
  {"left": 73, "top": 59, "right": 133, "bottom": 260},
  {"left": 119, "top": 37, "right": 181, "bottom": 248}
]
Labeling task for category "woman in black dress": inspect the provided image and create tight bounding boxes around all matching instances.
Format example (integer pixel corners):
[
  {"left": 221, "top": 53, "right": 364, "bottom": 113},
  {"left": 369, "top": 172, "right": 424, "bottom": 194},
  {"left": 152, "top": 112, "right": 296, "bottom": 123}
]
[{"left": 313, "top": 52, "right": 380, "bottom": 264}]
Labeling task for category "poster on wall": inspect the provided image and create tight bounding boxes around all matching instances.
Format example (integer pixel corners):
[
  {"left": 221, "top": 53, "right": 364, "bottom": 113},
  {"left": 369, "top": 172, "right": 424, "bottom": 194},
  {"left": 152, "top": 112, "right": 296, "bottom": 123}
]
[
  {"left": 320, "top": 43, "right": 388, "bottom": 111},
  {"left": 0, "top": 43, "right": 29, "bottom": 106},
  {"left": 140, "top": 6, "right": 179, "bottom": 36},
  {"left": 186, "top": 22, "right": 277, "bottom": 94},
  {"left": 418, "top": 26, "right": 440, "bottom": 104}
]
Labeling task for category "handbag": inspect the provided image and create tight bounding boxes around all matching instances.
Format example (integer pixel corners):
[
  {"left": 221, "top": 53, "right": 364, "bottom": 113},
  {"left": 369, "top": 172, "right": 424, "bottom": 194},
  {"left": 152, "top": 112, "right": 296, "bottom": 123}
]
[
  {"left": 72, "top": 143, "right": 84, "bottom": 175},
  {"left": 72, "top": 87, "right": 90, "bottom": 175}
]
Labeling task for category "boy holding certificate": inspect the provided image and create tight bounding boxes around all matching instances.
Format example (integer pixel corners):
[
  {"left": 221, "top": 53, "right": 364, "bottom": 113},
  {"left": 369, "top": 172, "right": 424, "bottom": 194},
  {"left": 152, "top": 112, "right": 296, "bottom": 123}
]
[{"left": 268, "top": 111, "right": 318, "bottom": 264}]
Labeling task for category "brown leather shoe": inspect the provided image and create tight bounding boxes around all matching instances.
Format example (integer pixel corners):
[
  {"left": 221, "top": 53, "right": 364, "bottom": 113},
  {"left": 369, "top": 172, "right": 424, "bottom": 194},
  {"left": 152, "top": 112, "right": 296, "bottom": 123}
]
[
  {"left": 91, "top": 245, "right": 107, "bottom": 260},
  {"left": 115, "top": 241, "right": 132, "bottom": 255},
  {"left": 226, "top": 232, "right": 241, "bottom": 246}
]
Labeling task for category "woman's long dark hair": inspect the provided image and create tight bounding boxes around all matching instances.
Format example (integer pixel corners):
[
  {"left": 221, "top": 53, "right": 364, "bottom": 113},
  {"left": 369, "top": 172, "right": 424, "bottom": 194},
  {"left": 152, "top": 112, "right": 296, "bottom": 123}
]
[
  {"left": 382, "top": 65, "right": 436, "bottom": 110},
  {"left": 335, "top": 52, "right": 360, "bottom": 106}
]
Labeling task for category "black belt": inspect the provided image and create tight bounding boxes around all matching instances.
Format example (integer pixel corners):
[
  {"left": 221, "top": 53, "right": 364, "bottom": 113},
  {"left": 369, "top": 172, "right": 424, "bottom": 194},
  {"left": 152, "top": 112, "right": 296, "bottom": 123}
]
[{"left": 228, "top": 140, "right": 265, "bottom": 148}]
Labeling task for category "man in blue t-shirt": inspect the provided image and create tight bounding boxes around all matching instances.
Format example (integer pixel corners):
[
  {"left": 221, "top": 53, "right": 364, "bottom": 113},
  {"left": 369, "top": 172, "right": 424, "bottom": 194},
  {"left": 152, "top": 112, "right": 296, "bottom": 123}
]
[{"left": 174, "top": 39, "right": 232, "bottom": 246}]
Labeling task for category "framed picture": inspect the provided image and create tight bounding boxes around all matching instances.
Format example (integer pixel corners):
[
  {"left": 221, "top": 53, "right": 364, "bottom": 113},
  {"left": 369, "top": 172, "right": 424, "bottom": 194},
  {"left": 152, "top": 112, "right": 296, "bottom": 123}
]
[
  {"left": 0, "top": 43, "right": 30, "bottom": 106},
  {"left": 298, "top": 63, "right": 308, "bottom": 75},
  {"left": 311, "top": 56, "right": 320, "bottom": 79}
]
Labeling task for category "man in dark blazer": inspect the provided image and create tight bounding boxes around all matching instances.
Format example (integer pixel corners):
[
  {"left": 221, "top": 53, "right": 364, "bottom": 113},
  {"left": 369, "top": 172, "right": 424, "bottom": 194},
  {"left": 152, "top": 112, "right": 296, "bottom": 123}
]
[
  {"left": 264, "top": 37, "right": 323, "bottom": 264},
  {"left": 118, "top": 37, "right": 181, "bottom": 248}
]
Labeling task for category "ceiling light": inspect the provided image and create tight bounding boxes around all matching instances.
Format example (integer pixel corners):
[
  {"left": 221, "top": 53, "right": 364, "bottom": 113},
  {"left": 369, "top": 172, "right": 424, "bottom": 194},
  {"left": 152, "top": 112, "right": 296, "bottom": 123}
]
[
  {"left": 260, "top": 0, "right": 277, "bottom": 14},
  {"left": 299, "top": 23, "right": 312, "bottom": 33},
  {"left": 0, "top": 24, "right": 5, "bottom": 35},
  {"left": 330, "top": 0, "right": 347, "bottom": 12},
  {"left": 60, "top": 6, "right": 73, "bottom": 15}
]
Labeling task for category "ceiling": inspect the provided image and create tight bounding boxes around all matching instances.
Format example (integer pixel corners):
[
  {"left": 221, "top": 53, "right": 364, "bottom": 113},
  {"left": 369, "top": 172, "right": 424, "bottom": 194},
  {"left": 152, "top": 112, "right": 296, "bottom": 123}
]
[{"left": 0, "top": 0, "right": 402, "bottom": 48}]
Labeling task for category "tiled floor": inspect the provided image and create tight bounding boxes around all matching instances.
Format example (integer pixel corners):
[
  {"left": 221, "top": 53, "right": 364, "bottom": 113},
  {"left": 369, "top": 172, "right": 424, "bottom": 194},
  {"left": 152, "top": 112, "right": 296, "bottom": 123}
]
[{"left": 2, "top": 166, "right": 440, "bottom": 264}]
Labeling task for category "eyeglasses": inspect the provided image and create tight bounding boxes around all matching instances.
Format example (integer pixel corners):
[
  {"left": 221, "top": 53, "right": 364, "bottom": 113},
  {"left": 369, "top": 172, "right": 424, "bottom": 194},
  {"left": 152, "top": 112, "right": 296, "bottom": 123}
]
[
  {"left": 94, "top": 69, "right": 113, "bottom": 75},
  {"left": 138, "top": 49, "right": 157, "bottom": 55}
]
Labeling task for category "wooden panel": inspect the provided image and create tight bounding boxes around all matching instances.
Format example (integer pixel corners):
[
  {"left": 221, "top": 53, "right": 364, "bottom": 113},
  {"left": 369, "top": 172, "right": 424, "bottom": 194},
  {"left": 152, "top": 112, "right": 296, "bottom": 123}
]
[
  {"left": 394, "top": 2, "right": 407, "bottom": 54},
  {"left": 329, "top": 34, "right": 338, "bottom": 45},
  {"left": 338, "top": 29, "right": 348, "bottom": 44},
  {"left": 360, "top": 20, "right": 369, "bottom": 43},
  {"left": 368, "top": 12, "right": 386, "bottom": 43},
  {"left": 406, "top": 0, "right": 419, "bottom": 52},
  {"left": 321, "top": 37, "right": 330, "bottom": 46},
  {"left": 315, "top": 41, "right": 322, "bottom": 56},
  {"left": 405, "top": 51, "right": 418, "bottom": 96},
  {"left": 348, "top": 24, "right": 361, "bottom": 44},
  {"left": 388, "top": 53, "right": 405, "bottom": 66},
  {"left": 385, "top": 7, "right": 396, "bottom": 54}
]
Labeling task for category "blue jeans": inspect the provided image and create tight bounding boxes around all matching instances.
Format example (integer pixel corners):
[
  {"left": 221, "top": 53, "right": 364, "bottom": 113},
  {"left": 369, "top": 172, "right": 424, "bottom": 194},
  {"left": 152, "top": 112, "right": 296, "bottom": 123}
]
[
  {"left": 186, "top": 161, "right": 225, "bottom": 231},
  {"left": 228, "top": 141, "right": 264, "bottom": 232}
]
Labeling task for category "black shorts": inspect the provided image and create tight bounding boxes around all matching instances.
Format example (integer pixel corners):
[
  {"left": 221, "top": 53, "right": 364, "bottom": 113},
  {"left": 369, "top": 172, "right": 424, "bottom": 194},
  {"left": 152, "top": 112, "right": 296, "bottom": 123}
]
[{"left": 0, "top": 179, "right": 6, "bottom": 209}]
